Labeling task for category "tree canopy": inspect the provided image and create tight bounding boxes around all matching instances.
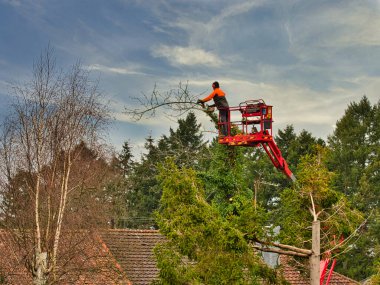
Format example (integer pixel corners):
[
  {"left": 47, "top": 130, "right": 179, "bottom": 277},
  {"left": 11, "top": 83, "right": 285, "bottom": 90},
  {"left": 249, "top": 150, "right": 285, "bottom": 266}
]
[{"left": 118, "top": 94, "right": 378, "bottom": 283}]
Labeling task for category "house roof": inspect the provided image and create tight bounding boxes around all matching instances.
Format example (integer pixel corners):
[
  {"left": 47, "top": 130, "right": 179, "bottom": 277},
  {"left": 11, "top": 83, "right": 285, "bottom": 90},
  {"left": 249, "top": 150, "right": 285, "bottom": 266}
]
[
  {"left": 100, "top": 229, "right": 360, "bottom": 285},
  {"left": 280, "top": 255, "right": 360, "bottom": 285},
  {"left": 0, "top": 229, "right": 361, "bottom": 285},
  {"left": 0, "top": 229, "right": 130, "bottom": 284},
  {"left": 100, "top": 229, "right": 166, "bottom": 285}
]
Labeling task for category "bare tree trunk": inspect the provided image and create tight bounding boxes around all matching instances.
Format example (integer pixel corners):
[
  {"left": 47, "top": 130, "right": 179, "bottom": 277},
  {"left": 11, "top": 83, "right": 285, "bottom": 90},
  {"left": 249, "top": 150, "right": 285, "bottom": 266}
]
[
  {"left": 310, "top": 220, "right": 320, "bottom": 285},
  {"left": 34, "top": 252, "right": 47, "bottom": 285},
  {"left": 34, "top": 174, "right": 49, "bottom": 285},
  {"left": 52, "top": 155, "right": 71, "bottom": 279}
]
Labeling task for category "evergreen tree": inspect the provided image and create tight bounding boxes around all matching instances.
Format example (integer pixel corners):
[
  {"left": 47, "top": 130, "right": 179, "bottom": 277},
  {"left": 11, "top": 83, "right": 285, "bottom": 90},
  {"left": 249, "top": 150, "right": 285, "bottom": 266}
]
[
  {"left": 276, "top": 125, "right": 325, "bottom": 169},
  {"left": 123, "top": 136, "right": 161, "bottom": 228},
  {"left": 154, "top": 159, "right": 286, "bottom": 285},
  {"left": 121, "top": 112, "right": 207, "bottom": 228},
  {"left": 276, "top": 125, "right": 297, "bottom": 162},
  {"left": 327, "top": 96, "right": 374, "bottom": 198},
  {"left": 327, "top": 96, "right": 380, "bottom": 280},
  {"left": 119, "top": 140, "right": 134, "bottom": 176}
]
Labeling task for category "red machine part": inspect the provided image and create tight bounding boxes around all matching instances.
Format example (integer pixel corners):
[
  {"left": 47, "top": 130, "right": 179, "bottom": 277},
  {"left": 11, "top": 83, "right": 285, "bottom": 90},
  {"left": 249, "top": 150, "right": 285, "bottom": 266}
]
[
  {"left": 217, "top": 99, "right": 296, "bottom": 181},
  {"left": 320, "top": 235, "right": 344, "bottom": 285}
]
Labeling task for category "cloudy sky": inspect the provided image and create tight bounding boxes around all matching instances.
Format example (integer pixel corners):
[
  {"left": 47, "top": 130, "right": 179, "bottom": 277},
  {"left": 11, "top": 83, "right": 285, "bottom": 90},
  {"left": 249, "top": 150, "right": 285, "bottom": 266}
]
[{"left": 0, "top": 0, "right": 379, "bottom": 155}]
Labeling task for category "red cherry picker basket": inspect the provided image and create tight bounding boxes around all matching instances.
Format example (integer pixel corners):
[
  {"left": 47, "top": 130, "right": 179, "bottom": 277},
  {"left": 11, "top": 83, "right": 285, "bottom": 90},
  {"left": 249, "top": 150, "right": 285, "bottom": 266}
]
[{"left": 217, "top": 99, "right": 296, "bottom": 181}]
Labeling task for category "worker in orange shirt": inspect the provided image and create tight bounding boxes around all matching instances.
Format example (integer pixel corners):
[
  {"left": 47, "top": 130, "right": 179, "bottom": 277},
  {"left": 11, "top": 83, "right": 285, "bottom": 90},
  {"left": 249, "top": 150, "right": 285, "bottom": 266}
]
[{"left": 197, "top": 81, "right": 229, "bottom": 136}]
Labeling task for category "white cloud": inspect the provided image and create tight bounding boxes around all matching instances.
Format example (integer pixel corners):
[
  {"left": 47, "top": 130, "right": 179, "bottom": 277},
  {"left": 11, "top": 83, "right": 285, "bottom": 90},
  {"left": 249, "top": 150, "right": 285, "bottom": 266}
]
[
  {"left": 87, "top": 64, "right": 144, "bottom": 75},
  {"left": 151, "top": 45, "right": 222, "bottom": 67},
  {"left": 287, "top": 1, "right": 380, "bottom": 59},
  {"left": 324, "top": 4, "right": 380, "bottom": 47}
]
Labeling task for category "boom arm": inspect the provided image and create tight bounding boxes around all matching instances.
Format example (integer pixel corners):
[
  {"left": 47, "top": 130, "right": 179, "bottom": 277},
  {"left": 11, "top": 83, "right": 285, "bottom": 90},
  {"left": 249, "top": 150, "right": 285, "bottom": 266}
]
[{"left": 261, "top": 140, "right": 296, "bottom": 181}]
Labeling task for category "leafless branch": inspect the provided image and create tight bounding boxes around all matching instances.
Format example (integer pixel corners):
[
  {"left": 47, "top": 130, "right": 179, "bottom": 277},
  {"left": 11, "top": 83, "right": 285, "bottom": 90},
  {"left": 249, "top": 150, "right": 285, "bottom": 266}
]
[{"left": 124, "top": 82, "right": 213, "bottom": 122}]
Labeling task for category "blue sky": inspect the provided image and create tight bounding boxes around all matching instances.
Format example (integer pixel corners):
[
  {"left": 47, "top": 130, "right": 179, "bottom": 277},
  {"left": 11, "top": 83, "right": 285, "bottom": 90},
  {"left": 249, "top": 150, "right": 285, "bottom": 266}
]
[{"left": 0, "top": 0, "right": 379, "bottom": 156}]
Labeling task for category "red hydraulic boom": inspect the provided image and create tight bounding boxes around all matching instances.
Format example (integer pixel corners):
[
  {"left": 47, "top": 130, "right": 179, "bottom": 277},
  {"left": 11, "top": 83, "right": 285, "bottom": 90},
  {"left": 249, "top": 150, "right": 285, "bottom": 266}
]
[{"left": 217, "top": 99, "right": 296, "bottom": 182}]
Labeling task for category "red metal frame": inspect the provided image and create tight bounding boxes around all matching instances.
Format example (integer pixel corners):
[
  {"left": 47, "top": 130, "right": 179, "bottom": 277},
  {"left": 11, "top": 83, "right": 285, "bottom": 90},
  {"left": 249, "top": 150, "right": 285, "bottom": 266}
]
[
  {"left": 320, "top": 235, "right": 343, "bottom": 285},
  {"left": 217, "top": 99, "right": 296, "bottom": 181}
]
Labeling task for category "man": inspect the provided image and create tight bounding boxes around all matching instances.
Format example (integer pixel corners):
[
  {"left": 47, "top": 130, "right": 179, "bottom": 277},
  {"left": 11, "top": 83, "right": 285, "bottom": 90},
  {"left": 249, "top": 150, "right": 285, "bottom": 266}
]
[{"left": 197, "top": 81, "right": 229, "bottom": 136}]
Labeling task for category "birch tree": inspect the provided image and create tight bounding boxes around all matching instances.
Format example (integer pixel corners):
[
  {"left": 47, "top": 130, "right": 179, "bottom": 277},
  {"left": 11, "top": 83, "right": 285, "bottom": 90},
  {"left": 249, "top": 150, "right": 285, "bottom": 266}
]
[{"left": 0, "top": 48, "right": 110, "bottom": 284}]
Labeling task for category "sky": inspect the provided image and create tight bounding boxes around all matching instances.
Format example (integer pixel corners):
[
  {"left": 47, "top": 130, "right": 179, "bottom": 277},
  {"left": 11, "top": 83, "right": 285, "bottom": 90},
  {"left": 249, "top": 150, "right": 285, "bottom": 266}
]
[{"left": 0, "top": 0, "right": 379, "bottom": 157}]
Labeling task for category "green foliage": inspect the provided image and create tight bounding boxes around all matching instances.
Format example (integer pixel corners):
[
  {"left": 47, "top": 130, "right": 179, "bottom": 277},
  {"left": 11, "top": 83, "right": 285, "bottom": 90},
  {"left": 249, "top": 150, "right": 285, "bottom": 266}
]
[
  {"left": 114, "top": 97, "right": 375, "bottom": 281},
  {"left": 238, "top": 126, "right": 326, "bottom": 207},
  {"left": 327, "top": 96, "right": 380, "bottom": 280},
  {"left": 337, "top": 209, "right": 380, "bottom": 280},
  {"left": 123, "top": 136, "right": 161, "bottom": 228},
  {"left": 119, "top": 140, "right": 134, "bottom": 175},
  {"left": 327, "top": 96, "right": 375, "bottom": 199},
  {"left": 118, "top": 112, "right": 208, "bottom": 228},
  {"left": 295, "top": 150, "right": 334, "bottom": 202},
  {"left": 274, "top": 187, "right": 311, "bottom": 247},
  {"left": 154, "top": 159, "right": 286, "bottom": 284},
  {"left": 200, "top": 143, "right": 252, "bottom": 216},
  {"left": 275, "top": 150, "right": 364, "bottom": 253},
  {"left": 153, "top": 243, "right": 191, "bottom": 285},
  {"left": 370, "top": 265, "right": 380, "bottom": 285},
  {"left": 276, "top": 125, "right": 325, "bottom": 169}
]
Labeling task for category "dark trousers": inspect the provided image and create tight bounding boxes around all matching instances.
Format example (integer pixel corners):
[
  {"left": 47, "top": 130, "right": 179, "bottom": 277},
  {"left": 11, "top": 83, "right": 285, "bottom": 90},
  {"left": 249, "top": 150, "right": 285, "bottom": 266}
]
[{"left": 219, "top": 109, "right": 229, "bottom": 136}]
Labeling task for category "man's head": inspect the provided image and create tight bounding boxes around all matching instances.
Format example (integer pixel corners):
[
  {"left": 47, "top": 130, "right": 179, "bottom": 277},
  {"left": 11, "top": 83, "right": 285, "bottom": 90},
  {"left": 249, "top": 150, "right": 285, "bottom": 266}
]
[{"left": 212, "top": 81, "right": 219, "bottom": 89}]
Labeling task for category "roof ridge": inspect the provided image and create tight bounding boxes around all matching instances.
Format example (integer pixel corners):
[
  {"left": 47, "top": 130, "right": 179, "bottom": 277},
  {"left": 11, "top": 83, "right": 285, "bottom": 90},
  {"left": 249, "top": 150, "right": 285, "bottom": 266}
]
[{"left": 104, "top": 229, "right": 161, "bottom": 233}]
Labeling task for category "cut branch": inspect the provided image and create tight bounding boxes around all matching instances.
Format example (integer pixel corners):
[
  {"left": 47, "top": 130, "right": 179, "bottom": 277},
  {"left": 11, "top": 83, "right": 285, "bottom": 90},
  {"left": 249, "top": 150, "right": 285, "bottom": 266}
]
[
  {"left": 124, "top": 82, "right": 208, "bottom": 121},
  {"left": 251, "top": 245, "right": 310, "bottom": 257},
  {"left": 250, "top": 238, "right": 312, "bottom": 256}
]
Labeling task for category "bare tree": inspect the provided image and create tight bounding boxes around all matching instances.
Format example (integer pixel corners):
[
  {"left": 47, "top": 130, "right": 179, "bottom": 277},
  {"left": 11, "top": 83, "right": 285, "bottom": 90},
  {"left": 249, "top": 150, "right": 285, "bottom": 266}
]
[{"left": 0, "top": 48, "right": 110, "bottom": 284}]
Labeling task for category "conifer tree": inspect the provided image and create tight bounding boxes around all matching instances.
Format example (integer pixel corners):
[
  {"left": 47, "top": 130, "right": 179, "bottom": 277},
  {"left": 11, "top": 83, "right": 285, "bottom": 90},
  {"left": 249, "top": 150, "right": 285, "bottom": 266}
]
[
  {"left": 122, "top": 112, "right": 207, "bottom": 228},
  {"left": 327, "top": 96, "right": 380, "bottom": 280},
  {"left": 154, "top": 159, "right": 286, "bottom": 285}
]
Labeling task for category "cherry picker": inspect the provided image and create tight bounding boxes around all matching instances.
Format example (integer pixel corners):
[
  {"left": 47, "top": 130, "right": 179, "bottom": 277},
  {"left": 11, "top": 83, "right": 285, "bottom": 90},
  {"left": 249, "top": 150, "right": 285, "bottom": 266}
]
[{"left": 215, "top": 99, "right": 296, "bottom": 182}]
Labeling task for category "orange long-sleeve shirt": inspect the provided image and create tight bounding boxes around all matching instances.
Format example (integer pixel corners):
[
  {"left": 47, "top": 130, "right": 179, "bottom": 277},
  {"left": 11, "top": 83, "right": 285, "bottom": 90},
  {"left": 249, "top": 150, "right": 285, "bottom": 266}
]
[
  {"left": 201, "top": 88, "right": 226, "bottom": 102},
  {"left": 200, "top": 87, "right": 229, "bottom": 109}
]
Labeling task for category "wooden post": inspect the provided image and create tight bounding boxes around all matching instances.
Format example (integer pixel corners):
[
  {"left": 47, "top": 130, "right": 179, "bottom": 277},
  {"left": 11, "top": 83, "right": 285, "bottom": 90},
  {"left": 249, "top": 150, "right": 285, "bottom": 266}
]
[{"left": 310, "top": 220, "right": 320, "bottom": 285}]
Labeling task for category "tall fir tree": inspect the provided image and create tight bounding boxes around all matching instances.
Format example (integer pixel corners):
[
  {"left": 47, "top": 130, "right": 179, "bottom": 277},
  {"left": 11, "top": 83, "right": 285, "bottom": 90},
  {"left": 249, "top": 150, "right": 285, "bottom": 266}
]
[{"left": 327, "top": 96, "right": 380, "bottom": 280}]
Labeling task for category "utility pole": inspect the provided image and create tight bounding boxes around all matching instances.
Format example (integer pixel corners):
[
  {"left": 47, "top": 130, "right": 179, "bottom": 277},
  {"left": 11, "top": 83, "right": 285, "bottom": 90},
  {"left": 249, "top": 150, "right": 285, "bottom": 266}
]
[{"left": 310, "top": 220, "right": 321, "bottom": 285}]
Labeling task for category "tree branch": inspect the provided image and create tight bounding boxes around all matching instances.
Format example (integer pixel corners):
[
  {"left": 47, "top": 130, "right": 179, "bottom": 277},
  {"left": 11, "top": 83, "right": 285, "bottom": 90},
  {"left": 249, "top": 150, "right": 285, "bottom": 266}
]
[
  {"left": 251, "top": 245, "right": 310, "bottom": 257},
  {"left": 250, "top": 238, "right": 312, "bottom": 256},
  {"left": 124, "top": 82, "right": 214, "bottom": 122}
]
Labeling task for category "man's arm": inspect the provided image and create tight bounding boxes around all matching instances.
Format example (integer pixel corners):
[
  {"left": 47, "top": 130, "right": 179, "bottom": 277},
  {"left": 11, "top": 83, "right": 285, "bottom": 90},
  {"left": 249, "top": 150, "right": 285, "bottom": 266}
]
[{"left": 199, "top": 90, "right": 216, "bottom": 103}]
